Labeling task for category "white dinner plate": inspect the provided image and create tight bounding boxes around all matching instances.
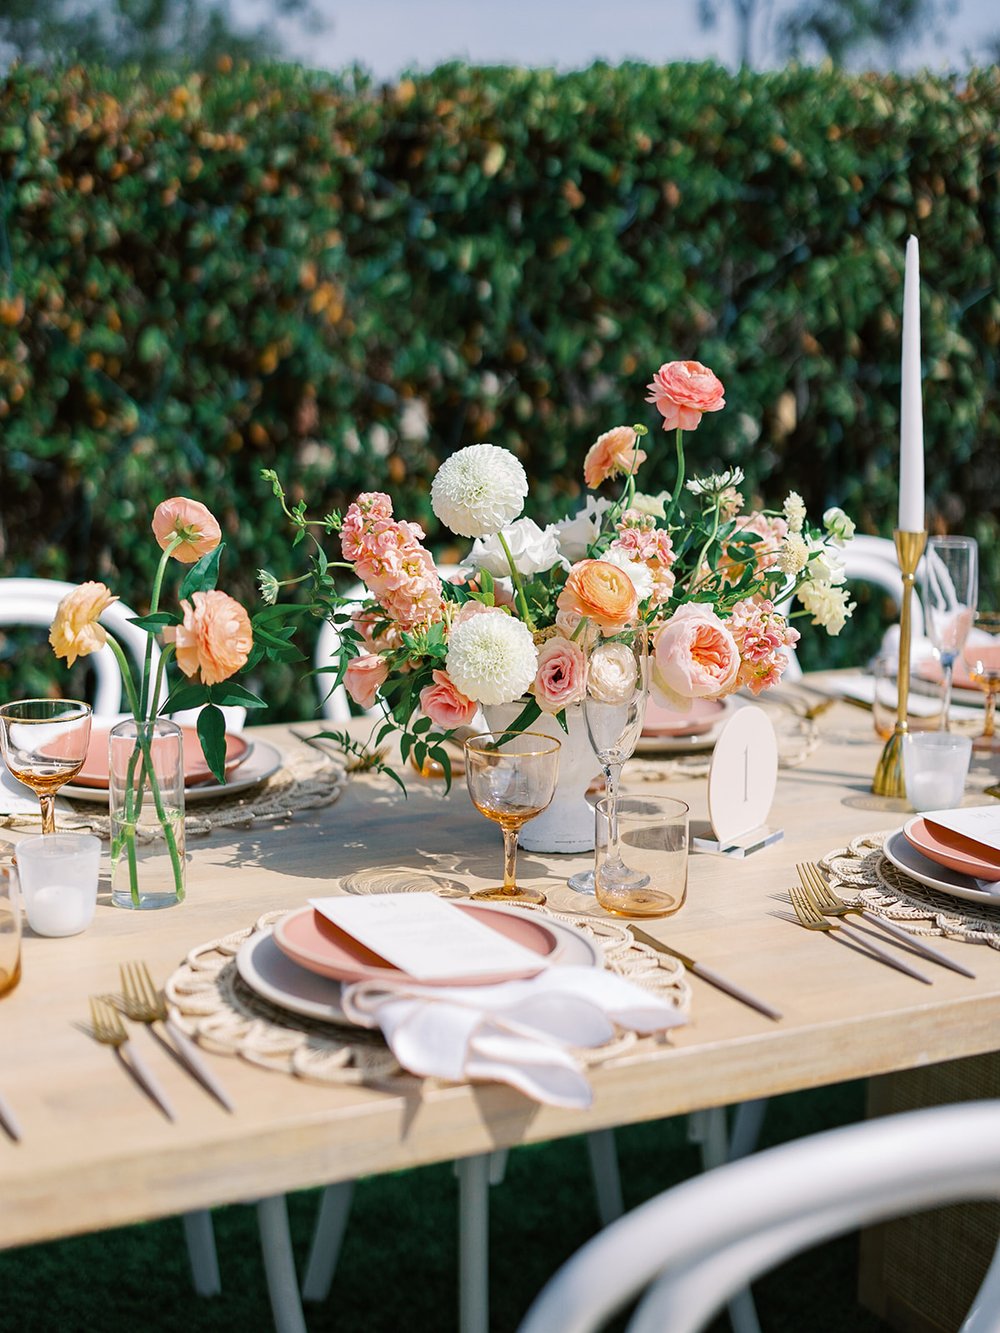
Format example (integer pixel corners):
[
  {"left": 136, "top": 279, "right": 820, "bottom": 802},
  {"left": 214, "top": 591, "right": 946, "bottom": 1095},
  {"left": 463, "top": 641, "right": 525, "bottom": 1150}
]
[
  {"left": 883, "top": 828, "right": 1000, "bottom": 907},
  {"left": 235, "top": 905, "right": 604, "bottom": 1026},
  {"left": 61, "top": 739, "right": 283, "bottom": 804}
]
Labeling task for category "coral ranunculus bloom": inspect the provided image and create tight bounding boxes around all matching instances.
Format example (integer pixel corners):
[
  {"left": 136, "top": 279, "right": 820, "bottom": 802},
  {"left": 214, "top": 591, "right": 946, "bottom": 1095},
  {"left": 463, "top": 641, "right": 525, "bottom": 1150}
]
[
  {"left": 556, "top": 559, "right": 638, "bottom": 634},
  {"left": 152, "top": 497, "right": 222, "bottom": 564},
  {"left": 645, "top": 360, "right": 726, "bottom": 432},
  {"left": 49, "top": 581, "right": 119, "bottom": 666},
  {"left": 170, "top": 590, "right": 252, "bottom": 685},
  {"left": 583, "top": 426, "right": 647, "bottom": 489}
]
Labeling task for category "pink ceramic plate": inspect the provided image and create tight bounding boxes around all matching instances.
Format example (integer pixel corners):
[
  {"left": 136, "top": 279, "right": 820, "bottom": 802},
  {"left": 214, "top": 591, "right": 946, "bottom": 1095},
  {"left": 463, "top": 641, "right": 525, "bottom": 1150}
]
[
  {"left": 916, "top": 657, "right": 977, "bottom": 690},
  {"left": 643, "top": 697, "right": 726, "bottom": 738},
  {"left": 273, "top": 901, "right": 561, "bottom": 986},
  {"left": 903, "top": 816, "right": 1000, "bottom": 883},
  {"left": 73, "top": 725, "right": 250, "bottom": 789}
]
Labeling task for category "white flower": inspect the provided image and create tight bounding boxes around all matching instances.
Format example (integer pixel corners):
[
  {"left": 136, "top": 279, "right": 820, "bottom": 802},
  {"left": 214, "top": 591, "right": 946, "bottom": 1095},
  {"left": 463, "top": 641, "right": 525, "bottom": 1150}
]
[
  {"left": 445, "top": 609, "right": 538, "bottom": 705},
  {"left": 777, "top": 533, "right": 809, "bottom": 575},
  {"left": 783, "top": 491, "right": 807, "bottom": 533},
  {"left": 797, "top": 581, "right": 855, "bottom": 636},
  {"left": 601, "top": 546, "right": 654, "bottom": 603},
  {"left": 554, "top": 495, "right": 612, "bottom": 563},
  {"left": 630, "top": 490, "right": 668, "bottom": 520},
  {"left": 805, "top": 537, "right": 847, "bottom": 585},
  {"left": 431, "top": 444, "right": 528, "bottom": 538},
  {"left": 588, "top": 642, "right": 639, "bottom": 705},
  {"left": 466, "top": 517, "right": 563, "bottom": 579},
  {"left": 685, "top": 467, "right": 745, "bottom": 498},
  {"left": 823, "top": 506, "right": 856, "bottom": 546}
]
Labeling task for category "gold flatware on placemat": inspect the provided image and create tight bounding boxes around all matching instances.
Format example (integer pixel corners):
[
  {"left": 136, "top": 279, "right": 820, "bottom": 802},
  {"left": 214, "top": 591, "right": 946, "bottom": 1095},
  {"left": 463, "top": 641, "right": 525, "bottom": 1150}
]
[
  {"left": 796, "top": 862, "right": 975, "bottom": 979},
  {"left": 628, "top": 926, "right": 783, "bottom": 1022},
  {"left": 120, "top": 963, "right": 234, "bottom": 1113},
  {"left": 88, "top": 995, "right": 176, "bottom": 1121},
  {"left": 788, "top": 883, "right": 932, "bottom": 984}
]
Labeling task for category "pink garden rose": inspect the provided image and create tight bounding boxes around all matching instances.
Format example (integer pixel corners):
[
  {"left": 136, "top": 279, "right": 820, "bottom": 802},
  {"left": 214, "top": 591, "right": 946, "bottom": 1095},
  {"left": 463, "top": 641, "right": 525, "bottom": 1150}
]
[
  {"left": 645, "top": 360, "right": 726, "bottom": 432},
  {"left": 151, "top": 497, "right": 222, "bottom": 564},
  {"left": 419, "top": 669, "right": 478, "bottom": 729},
  {"left": 651, "top": 603, "right": 740, "bottom": 709},
  {"left": 344, "top": 653, "right": 390, "bottom": 710},
  {"left": 531, "top": 636, "right": 588, "bottom": 714}
]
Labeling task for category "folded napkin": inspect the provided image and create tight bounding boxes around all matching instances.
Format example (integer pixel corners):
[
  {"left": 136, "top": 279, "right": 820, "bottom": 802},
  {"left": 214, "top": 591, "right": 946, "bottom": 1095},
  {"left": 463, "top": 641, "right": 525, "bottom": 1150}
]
[
  {"left": 0, "top": 763, "right": 72, "bottom": 819},
  {"left": 339, "top": 965, "right": 686, "bottom": 1108}
]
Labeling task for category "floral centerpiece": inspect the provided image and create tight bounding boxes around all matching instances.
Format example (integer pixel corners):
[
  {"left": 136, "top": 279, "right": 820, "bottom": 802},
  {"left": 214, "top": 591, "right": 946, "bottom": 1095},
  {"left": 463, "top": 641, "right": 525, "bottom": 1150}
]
[
  {"left": 48, "top": 497, "right": 299, "bottom": 906},
  {"left": 262, "top": 359, "right": 855, "bottom": 791}
]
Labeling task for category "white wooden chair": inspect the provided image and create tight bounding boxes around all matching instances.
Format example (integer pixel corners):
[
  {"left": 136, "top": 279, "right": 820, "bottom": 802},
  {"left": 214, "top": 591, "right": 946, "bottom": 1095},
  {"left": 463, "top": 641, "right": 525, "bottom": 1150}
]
[{"left": 519, "top": 1099, "right": 1000, "bottom": 1333}]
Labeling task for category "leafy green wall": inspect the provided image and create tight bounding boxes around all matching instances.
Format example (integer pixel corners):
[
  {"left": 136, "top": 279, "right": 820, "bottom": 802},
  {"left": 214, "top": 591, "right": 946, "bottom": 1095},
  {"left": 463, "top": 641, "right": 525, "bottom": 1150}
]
[{"left": 1, "top": 59, "right": 997, "bottom": 713}]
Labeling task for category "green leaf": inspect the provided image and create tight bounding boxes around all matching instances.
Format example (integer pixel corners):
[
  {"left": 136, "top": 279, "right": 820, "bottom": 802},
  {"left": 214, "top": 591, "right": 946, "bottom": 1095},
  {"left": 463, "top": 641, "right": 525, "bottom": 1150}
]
[
  {"left": 209, "top": 681, "right": 267, "bottom": 709},
  {"left": 555, "top": 708, "right": 569, "bottom": 735},
  {"left": 129, "top": 612, "right": 180, "bottom": 632},
  {"left": 179, "top": 543, "right": 225, "bottom": 599},
  {"left": 161, "top": 681, "right": 209, "bottom": 714},
  {"left": 196, "top": 703, "right": 227, "bottom": 784}
]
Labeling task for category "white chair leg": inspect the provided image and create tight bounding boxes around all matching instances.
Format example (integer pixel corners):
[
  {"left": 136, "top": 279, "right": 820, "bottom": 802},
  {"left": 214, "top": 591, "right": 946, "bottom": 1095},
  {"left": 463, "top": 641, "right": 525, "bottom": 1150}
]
[
  {"left": 962, "top": 1222, "right": 1000, "bottom": 1331},
  {"left": 182, "top": 1209, "right": 221, "bottom": 1296},
  {"left": 256, "top": 1195, "right": 308, "bottom": 1333},
  {"left": 456, "top": 1153, "right": 491, "bottom": 1333},
  {"left": 728, "top": 1098, "right": 769, "bottom": 1161},
  {"left": 301, "top": 1180, "right": 356, "bottom": 1303},
  {"left": 586, "top": 1129, "right": 624, "bottom": 1226},
  {"left": 689, "top": 1106, "right": 730, "bottom": 1172},
  {"left": 487, "top": 1149, "right": 509, "bottom": 1186}
]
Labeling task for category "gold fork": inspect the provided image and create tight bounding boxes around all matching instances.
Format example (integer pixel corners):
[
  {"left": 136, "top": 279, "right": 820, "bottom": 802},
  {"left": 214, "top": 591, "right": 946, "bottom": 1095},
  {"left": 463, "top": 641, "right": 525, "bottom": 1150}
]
[
  {"left": 88, "top": 995, "right": 175, "bottom": 1120},
  {"left": 787, "top": 883, "right": 932, "bottom": 984},
  {"left": 796, "top": 863, "right": 976, "bottom": 979},
  {"left": 120, "top": 963, "right": 234, "bottom": 1112}
]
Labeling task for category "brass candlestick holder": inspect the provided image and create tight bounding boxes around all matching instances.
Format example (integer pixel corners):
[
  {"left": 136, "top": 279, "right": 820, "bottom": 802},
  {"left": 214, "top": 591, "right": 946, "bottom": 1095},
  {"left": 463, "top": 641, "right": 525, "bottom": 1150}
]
[{"left": 872, "top": 529, "right": 928, "bottom": 797}]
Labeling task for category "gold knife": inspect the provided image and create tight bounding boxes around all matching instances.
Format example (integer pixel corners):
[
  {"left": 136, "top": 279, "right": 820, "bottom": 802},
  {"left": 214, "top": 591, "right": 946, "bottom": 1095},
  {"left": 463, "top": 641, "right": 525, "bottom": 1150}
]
[{"left": 628, "top": 926, "right": 783, "bottom": 1023}]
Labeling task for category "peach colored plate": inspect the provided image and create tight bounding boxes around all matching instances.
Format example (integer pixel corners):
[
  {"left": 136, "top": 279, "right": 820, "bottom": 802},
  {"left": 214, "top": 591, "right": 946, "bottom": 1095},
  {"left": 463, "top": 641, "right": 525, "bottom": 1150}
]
[
  {"left": 72, "top": 725, "right": 250, "bottom": 790},
  {"left": 643, "top": 697, "right": 727, "bottom": 738},
  {"left": 916, "top": 657, "right": 977, "bottom": 690},
  {"left": 903, "top": 815, "right": 1000, "bottom": 883},
  {"left": 273, "top": 901, "right": 561, "bottom": 987}
]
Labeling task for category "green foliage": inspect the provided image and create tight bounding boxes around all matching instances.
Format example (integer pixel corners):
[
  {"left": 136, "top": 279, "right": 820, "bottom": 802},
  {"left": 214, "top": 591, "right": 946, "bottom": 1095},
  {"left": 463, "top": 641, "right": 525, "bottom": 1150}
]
[{"left": 1, "top": 60, "right": 998, "bottom": 713}]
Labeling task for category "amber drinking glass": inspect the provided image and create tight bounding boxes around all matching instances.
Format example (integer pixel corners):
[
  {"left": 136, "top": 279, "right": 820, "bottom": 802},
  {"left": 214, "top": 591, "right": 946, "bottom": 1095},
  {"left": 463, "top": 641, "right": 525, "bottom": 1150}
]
[
  {"left": 963, "top": 612, "right": 1000, "bottom": 754},
  {"left": 464, "top": 731, "right": 561, "bottom": 906},
  {"left": 0, "top": 700, "right": 92, "bottom": 834},
  {"left": 0, "top": 865, "right": 21, "bottom": 996}
]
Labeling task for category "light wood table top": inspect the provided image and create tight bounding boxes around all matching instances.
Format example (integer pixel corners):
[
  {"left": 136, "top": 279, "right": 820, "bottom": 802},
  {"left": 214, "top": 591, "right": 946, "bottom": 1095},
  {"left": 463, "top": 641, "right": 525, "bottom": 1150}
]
[{"left": 2, "top": 696, "right": 999, "bottom": 1252}]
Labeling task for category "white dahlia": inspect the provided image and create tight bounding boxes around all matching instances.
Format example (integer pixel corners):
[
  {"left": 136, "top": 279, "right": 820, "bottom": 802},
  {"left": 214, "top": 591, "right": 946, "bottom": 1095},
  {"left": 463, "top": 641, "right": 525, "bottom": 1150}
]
[
  {"left": 431, "top": 444, "right": 528, "bottom": 538},
  {"left": 445, "top": 610, "right": 538, "bottom": 705}
]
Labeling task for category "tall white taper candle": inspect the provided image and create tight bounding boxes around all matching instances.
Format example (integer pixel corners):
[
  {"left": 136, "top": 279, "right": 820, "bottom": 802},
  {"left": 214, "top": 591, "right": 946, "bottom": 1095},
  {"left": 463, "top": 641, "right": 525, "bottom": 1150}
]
[{"left": 899, "top": 235, "right": 925, "bottom": 531}]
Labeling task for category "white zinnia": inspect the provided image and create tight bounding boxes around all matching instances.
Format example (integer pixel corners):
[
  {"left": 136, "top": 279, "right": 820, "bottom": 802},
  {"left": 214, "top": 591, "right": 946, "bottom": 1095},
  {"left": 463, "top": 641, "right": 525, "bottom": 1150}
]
[
  {"left": 431, "top": 444, "right": 528, "bottom": 538},
  {"left": 783, "top": 491, "right": 807, "bottom": 533},
  {"left": 797, "top": 581, "right": 855, "bottom": 636},
  {"left": 602, "top": 546, "right": 655, "bottom": 603},
  {"left": 445, "top": 610, "right": 538, "bottom": 705},
  {"left": 466, "top": 517, "right": 563, "bottom": 579}
]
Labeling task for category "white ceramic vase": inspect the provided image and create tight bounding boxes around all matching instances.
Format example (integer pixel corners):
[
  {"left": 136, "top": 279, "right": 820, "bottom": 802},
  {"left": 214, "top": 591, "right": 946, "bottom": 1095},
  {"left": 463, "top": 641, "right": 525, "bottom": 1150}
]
[{"left": 480, "top": 701, "right": 600, "bottom": 854}]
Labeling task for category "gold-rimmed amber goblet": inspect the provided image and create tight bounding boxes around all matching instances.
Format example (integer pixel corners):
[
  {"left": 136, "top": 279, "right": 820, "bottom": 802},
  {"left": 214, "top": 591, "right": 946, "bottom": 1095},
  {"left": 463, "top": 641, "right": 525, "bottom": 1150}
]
[
  {"left": 464, "top": 730, "right": 561, "bottom": 906},
  {"left": 0, "top": 699, "right": 92, "bottom": 833},
  {"left": 962, "top": 613, "right": 1000, "bottom": 754}
]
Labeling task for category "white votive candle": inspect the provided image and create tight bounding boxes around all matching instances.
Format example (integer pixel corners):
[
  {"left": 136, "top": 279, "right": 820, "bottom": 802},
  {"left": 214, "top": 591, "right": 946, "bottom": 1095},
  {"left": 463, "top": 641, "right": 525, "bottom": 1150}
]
[
  {"left": 15, "top": 833, "right": 100, "bottom": 938},
  {"left": 26, "top": 885, "right": 93, "bottom": 938}
]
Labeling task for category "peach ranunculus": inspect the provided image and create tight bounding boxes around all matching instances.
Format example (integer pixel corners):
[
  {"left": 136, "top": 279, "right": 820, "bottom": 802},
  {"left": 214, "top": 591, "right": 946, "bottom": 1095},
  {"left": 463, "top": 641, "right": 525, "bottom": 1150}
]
[
  {"left": 170, "top": 590, "right": 252, "bottom": 685},
  {"left": 152, "top": 497, "right": 222, "bottom": 564},
  {"left": 49, "top": 581, "right": 119, "bottom": 667},
  {"left": 583, "top": 426, "right": 647, "bottom": 489},
  {"left": 419, "top": 669, "right": 478, "bottom": 729},
  {"left": 344, "top": 653, "right": 390, "bottom": 710},
  {"left": 651, "top": 603, "right": 740, "bottom": 709},
  {"left": 645, "top": 360, "right": 726, "bottom": 432},
  {"left": 556, "top": 559, "right": 639, "bottom": 634},
  {"left": 531, "top": 636, "right": 588, "bottom": 714}
]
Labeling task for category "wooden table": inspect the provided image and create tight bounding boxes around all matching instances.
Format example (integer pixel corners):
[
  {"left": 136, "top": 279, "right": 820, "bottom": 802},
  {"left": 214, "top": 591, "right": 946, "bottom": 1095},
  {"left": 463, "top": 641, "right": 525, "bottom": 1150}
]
[{"left": 2, "top": 698, "right": 999, "bottom": 1256}]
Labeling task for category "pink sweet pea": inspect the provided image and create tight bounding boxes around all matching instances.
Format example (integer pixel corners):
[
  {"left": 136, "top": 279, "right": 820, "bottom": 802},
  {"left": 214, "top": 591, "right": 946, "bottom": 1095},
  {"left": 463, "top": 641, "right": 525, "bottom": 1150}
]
[
  {"left": 532, "top": 636, "right": 588, "bottom": 714},
  {"left": 651, "top": 604, "right": 740, "bottom": 709},
  {"left": 344, "top": 654, "right": 389, "bottom": 710},
  {"left": 645, "top": 360, "right": 726, "bottom": 432},
  {"left": 419, "top": 669, "right": 478, "bottom": 729}
]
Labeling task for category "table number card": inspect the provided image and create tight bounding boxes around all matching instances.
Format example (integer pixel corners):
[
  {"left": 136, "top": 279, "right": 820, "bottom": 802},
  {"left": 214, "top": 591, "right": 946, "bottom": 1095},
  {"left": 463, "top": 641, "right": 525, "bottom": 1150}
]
[{"left": 692, "top": 705, "right": 783, "bottom": 858}]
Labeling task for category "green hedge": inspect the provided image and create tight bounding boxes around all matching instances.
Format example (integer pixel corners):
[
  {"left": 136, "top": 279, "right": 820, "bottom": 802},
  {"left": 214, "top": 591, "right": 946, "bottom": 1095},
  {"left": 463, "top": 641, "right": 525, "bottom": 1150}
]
[{"left": 1, "top": 59, "right": 998, "bottom": 712}]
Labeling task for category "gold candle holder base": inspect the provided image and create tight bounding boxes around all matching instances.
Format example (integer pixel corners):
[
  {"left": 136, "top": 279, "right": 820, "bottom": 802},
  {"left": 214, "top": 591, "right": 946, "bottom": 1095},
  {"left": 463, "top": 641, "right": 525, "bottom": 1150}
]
[{"left": 871, "top": 529, "right": 927, "bottom": 798}]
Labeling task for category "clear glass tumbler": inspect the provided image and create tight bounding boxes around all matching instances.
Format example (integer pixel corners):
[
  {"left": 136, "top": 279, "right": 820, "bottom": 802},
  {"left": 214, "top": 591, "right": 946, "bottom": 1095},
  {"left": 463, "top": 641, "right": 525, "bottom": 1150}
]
[
  {"left": 109, "top": 718, "right": 186, "bottom": 910},
  {"left": 595, "top": 794, "right": 689, "bottom": 919}
]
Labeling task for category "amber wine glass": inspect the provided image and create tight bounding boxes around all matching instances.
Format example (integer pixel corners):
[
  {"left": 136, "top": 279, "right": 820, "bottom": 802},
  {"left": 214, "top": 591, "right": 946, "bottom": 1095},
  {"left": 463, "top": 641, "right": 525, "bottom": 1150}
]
[
  {"left": 963, "top": 612, "right": 1000, "bottom": 754},
  {"left": 0, "top": 700, "right": 92, "bottom": 834},
  {"left": 464, "top": 731, "right": 561, "bottom": 906}
]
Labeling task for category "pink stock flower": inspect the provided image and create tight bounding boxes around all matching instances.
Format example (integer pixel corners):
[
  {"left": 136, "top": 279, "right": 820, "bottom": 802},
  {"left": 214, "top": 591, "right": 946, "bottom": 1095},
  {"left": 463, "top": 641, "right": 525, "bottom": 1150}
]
[
  {"left": 341, "top": 493, "right": 444, "bottom": 631},
  {"left": 583, "top": 426, "right": 647, "bottom": 489},
  {"left": 152, "top": 497, "right": 222, "bottom": 564},
  {"left": 419, "top": 669, "right": 478, "bottom": 729},
  {"left": 651, "top": 603, "right": 740, "bottom": 709},
  {"left": 645, "top": 360, "right": 726, "bottom": 432},
  {"left": 532, "top": 636, "right": 588, "bottom": 714},
  {"left": 728, "top": 598, "right": 800, "bottom": 696},
  {"left": 344, "top": 654, "right": 390, "bottom": 710},
  {"left": 170, "top": 590, "right": 252, "bottom": 685}
]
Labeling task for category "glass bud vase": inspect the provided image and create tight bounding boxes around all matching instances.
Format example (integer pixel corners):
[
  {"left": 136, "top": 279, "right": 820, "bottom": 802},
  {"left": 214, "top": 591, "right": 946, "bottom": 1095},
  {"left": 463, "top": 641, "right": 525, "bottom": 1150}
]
[{"left": 108, "top": 718, "right": 186, "bottom": 910}]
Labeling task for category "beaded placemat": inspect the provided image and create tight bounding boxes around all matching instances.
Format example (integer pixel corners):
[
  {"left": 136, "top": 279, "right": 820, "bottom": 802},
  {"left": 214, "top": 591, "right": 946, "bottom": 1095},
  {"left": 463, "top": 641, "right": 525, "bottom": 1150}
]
[
  {"left": 822, "top": 831, "right": 1000, "bottom": 949},
  {"left": 164, "top": 903, "right": 693, "bottom": 1087},
  {"left": 0, "top": 747, "right": 347, "bottom": 840}
]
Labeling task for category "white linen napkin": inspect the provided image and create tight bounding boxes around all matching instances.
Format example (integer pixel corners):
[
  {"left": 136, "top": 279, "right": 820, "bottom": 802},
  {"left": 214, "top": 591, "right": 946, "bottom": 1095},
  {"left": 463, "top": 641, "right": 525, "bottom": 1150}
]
[
  {"left": 0, "top": 763, "right": 72, "bottom": 818},
  {"left": 339, "top": 965, "right": 686, "bottom": 1108}
]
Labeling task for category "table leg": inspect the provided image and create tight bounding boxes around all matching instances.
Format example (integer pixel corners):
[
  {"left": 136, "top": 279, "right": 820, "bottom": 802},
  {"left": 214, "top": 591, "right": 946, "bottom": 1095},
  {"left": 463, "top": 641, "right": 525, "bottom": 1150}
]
[
  {"left": 256, "top": 1194, "right": 308, "bottom": 1333},
  {"left": 301, "top": 1180, "right": 356, "bottom": 1303},
  {"left": 456, "top": 1153, "right": 491, "bottom": 1333}
]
